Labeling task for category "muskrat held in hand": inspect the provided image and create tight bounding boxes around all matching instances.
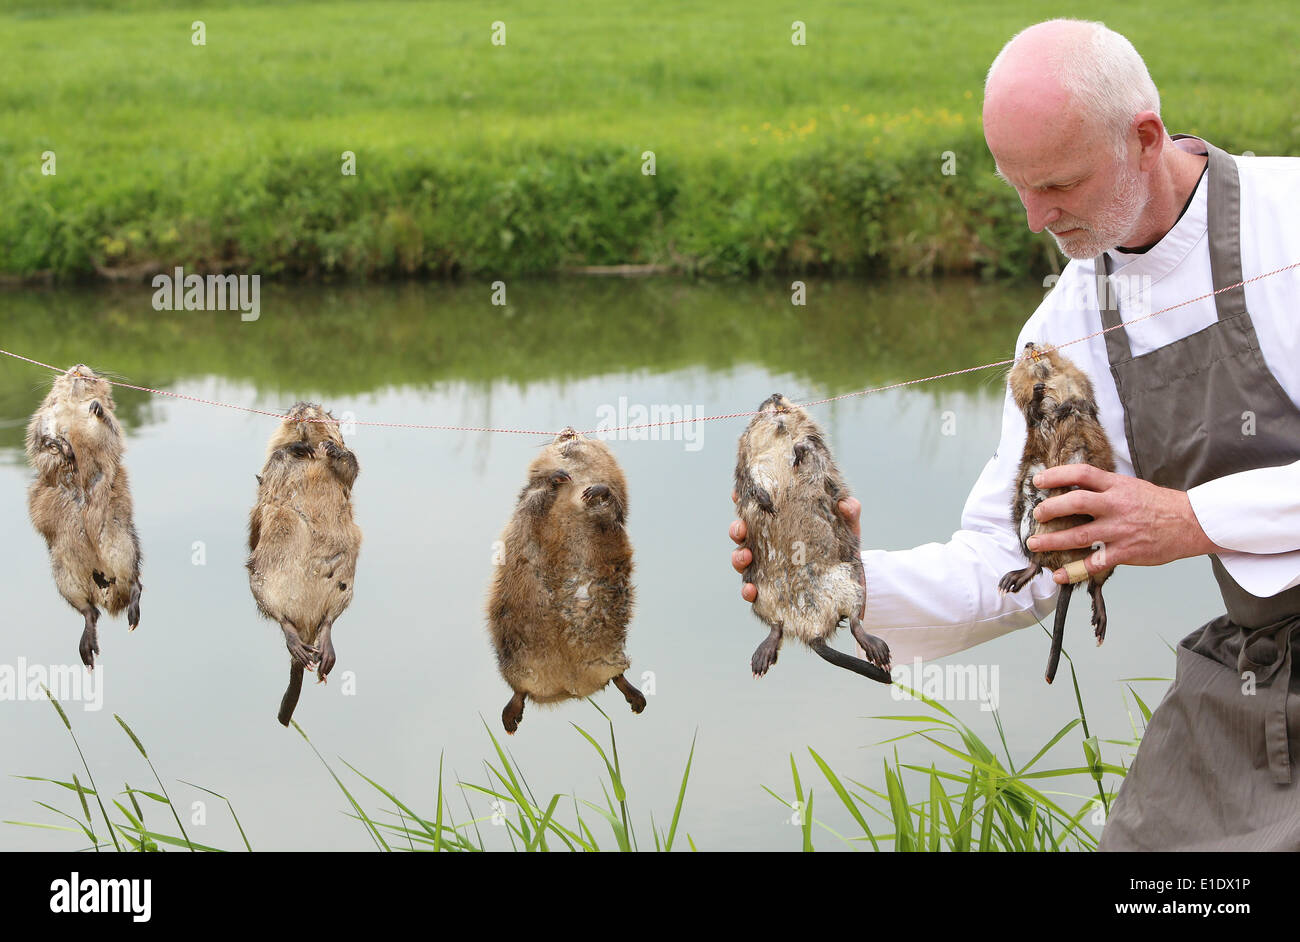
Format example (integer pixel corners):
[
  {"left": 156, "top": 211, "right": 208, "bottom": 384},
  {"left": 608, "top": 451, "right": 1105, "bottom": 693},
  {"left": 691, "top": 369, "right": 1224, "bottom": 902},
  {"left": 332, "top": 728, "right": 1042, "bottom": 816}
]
[
  {"left": 25, "top": 364, "right": 143, "bottom": 670},
  {"left": 487, "top": 427, "right": 645, "bottom": 734},
  {"left": 247, "top": 402, "right": 362, "bottom": 726},
  {"left": 998, "top": 342, "right": 1116, "bottom": 684},
  {"left": 734, "top": 394, "right": 891, "bottom": 683}
]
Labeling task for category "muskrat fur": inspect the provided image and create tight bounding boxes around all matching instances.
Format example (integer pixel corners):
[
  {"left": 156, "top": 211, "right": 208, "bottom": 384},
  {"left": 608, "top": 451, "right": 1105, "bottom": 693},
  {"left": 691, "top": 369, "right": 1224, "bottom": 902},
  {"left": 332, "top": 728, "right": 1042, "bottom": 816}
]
[
  {"left": 247, "top": 402, "right": 361, "bottom": 726},
  {"left": 487, "top": 427, "right": 646, "bottom": 734},
  {"left": 998, "top": 342, "right": 1116, "bottom": 683},
  {"left": 734, "top": 394, "right": 891, "bottom": 683},
  {"left": 26, "top": 364, "right": 142, "bottom": 669}
]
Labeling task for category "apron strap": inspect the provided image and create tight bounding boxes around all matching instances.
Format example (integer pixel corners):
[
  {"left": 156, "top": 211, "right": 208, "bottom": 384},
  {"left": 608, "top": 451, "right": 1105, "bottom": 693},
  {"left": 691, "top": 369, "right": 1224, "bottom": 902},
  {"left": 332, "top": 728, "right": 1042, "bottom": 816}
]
[
  {"left": 1095, "top": 254, "right": 1133, "bottom": 362},
  {"left": 1202, "top": 142, "right": 1248, "bottom": 320}
]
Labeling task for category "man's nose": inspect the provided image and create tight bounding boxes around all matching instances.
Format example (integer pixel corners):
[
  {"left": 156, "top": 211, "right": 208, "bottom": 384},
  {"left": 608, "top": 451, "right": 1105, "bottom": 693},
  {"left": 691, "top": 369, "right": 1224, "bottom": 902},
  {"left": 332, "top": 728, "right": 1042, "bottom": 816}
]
[{"left": 1023, "top": 193, "right": 1062, "bottom": 233}]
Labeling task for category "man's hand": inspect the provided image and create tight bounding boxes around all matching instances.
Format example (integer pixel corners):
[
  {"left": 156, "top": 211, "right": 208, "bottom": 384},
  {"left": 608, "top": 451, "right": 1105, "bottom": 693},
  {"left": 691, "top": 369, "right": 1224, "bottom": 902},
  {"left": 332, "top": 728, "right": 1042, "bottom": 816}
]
[
  {"left": 1026, "top": 464, "right": 1224, "bottom": 583},
  {"left": 730, "top": 492, "right": 863, "bottom": 606}
]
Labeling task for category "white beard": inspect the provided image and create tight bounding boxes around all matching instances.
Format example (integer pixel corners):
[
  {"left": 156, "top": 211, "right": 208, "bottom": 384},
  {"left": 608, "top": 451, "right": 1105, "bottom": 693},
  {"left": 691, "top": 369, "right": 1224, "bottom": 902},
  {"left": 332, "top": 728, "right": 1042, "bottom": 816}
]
[{"left": 1050, "top": 158, "right": 1149, "bottom": 259}]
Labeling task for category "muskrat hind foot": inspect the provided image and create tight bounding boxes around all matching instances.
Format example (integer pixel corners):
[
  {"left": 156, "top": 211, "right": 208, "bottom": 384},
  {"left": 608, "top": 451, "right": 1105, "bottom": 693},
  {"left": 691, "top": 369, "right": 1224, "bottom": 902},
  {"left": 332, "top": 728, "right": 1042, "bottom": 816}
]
[
  {"left": 315, "top": 624, "right": 336, "bottom": 682},
  {"left": 751, "top": 626, "right": 782, "bottom": 677},
  {"left": 284, "top": 635, "right": 318, "bottom": 671},
  {"left": 502, "top": 691, "right": 526, "bottom": 734},
  {"left": 78, "top": 625, "right": 99, "bottom": 669},
  {"left": 1089, "top": 581, "right": 1108, "bottom": 645},
  {"left": 582, "top": 483, "right": 610, "bottom": 504},
  {"left": 850, "top": 619, "right": 891, "bottom": 671},
  {"left": 998, "top": 562, "right": 1042, "bottom": 594},
  {"left": 127, "top": 579, "right": 141, "bottom": 630},
  {"left": 613, "top": 674, "right": 646, "bottom": 714}
]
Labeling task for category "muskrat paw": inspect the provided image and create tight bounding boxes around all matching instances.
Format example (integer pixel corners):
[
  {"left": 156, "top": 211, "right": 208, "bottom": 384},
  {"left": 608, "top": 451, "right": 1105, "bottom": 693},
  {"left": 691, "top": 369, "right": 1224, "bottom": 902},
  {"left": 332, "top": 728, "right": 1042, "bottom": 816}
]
[
  {"left": 613, "top": 675, "right": 646, "bottom": 713},
  {"left": 850, "top": 621, "right": 892, "bottom": 671},
  {"left": 502, "top": 692, "right": 526, "bottom": 734},
  {"left": 285, "top": 441, "right": 315, "bottom": 459},
  {"left": 998, "top": 563, "right": 1041, "bottom": 594},
  {"left": 751, "top": 628, "right": 782, "bottom": 677},
  {"left": 582, "top": 483, "right": 610, "bottom": 504},
  {"left": 286, "top": 637, "right": 318, "bottom": 670},
  {"left": 78, "top": 627, "right": 99, "bottom": 669},
  {"left": 315, "top": 644, "right": 336, "bottom": 683}
]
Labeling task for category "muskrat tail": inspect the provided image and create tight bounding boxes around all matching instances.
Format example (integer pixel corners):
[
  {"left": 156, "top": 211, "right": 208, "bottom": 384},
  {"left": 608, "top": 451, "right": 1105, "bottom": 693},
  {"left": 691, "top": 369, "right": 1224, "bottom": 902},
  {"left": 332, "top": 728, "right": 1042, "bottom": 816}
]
[
  {"left": 810, "top": 639, "right": 892, "bottom": 684},
  {"left": 278, "top": 660, "right": 304, "bottom": 727},
  {"left": 1044, "top": 585, "right": 1073, "bottom": 684}
]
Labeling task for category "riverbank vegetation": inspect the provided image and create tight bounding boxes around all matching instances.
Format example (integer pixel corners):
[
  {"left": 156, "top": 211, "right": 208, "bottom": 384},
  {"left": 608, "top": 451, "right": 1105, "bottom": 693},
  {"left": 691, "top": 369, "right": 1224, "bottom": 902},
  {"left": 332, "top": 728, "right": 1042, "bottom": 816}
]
[{"left": 2, "top": 0, "right": 1294, "bottom": 282}]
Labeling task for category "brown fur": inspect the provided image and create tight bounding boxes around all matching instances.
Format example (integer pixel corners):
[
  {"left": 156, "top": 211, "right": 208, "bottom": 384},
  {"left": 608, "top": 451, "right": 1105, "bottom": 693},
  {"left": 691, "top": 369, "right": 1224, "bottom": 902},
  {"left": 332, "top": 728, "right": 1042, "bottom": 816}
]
[
  {"left": 734, "top": 394, "right": 891, "bottom": 683},
  {"left": 25, "top": 364, "right": 142, "bottom": 669},
  {"left": 247, "top": 402, "right": 361, "bottom": 725},
  {"left": 487, "top": 428, "right": 645, "bottom": 734},
  {"left": 1000, "top": 342, "right": 1116, "bottom": 682}
]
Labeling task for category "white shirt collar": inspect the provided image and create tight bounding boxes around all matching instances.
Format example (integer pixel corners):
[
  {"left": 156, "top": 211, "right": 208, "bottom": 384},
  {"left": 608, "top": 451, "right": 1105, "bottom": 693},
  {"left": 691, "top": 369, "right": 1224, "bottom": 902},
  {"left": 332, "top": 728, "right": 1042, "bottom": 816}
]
[{"left": 1102, "top": 136, "right": 1211, "bottom": 281}]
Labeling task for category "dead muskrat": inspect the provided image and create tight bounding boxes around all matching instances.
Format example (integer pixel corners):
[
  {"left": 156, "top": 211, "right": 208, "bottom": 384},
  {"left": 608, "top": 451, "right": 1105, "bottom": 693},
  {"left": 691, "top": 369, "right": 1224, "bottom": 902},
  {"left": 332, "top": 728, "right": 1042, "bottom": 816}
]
[
  {"left": 25, "top": 364, "right": 142, "bottom": 669},
  {"left": 734, "top": 393, "right": 891, "bottom": 683},
  {"left": 998, "top": 342, "right": 1116, "bottom": 684},
  {"left": 487, "top": 427, "right": 646, "bottom": 734},
  {"left": 247, "top": 402, "right": 362, "bottom": 726}
]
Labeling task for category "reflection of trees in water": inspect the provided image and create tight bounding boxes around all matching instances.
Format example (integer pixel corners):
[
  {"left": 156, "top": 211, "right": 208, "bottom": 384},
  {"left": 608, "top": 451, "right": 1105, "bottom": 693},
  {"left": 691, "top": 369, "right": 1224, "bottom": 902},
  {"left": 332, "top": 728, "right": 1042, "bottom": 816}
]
[{"left": 0, "top": 277, "right": 1039, "bottom": 456}]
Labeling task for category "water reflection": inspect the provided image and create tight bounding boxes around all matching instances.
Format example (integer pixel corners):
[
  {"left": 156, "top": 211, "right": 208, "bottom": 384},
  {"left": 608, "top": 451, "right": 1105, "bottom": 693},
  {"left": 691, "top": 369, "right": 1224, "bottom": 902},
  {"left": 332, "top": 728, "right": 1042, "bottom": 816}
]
[{"left": 0, "top": 277, "right": 1209, "bottom": 851}]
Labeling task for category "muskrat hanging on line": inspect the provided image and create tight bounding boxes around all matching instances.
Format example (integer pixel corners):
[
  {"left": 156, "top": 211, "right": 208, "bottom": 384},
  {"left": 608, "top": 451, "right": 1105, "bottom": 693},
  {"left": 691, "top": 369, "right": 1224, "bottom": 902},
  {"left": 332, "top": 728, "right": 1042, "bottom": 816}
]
[
  {"left": 247, "top": 402, "right": 362, "bottom": 726},
  {"left": 26, "top": 364, "right": 143, "bottom": 670},
  {"left": 998, "top": 342, "right": 1116, "bottom": 684},
  {"left": 487, "top": 427, "right": 645, "bottom": 734},
  {"left": 734, "top": 394, "right": 892, "bottom": 683}
]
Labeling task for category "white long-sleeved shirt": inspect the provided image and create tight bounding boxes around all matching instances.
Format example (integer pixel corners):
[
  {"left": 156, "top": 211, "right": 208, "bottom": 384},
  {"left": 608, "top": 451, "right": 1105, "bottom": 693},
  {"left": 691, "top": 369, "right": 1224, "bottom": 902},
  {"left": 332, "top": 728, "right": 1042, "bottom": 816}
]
[{"left": 864, "top": 138, "right": 1300, "bottom": 662}]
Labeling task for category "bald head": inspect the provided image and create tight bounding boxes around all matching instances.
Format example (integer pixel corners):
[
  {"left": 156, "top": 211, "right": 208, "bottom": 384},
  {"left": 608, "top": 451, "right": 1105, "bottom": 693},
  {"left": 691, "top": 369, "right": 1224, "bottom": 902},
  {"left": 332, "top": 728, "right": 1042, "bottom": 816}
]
[{"left": 984, "top": 20, "right": 1160, "bottom": 161}]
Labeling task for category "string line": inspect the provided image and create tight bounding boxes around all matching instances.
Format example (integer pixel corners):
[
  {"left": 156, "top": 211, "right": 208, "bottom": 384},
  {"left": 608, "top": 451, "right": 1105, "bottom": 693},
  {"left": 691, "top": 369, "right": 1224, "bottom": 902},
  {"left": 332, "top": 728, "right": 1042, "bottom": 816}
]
[{"left": 3, "top": 257, "right": 1297, "bottom": 436}]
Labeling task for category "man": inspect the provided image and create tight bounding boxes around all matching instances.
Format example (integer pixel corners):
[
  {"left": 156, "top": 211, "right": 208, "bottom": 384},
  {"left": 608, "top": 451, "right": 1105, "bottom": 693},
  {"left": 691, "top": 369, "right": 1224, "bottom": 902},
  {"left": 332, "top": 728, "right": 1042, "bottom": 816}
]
[{"left": 729, "top": 18, "right": 1300, "bottom": 850}]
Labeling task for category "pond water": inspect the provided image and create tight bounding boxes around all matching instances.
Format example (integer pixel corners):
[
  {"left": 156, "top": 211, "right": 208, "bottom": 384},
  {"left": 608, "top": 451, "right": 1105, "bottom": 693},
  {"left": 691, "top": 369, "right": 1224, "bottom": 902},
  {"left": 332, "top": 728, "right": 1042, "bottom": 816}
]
[{"left": 0, "top": 276, "right": 1222, "bottom": 850}]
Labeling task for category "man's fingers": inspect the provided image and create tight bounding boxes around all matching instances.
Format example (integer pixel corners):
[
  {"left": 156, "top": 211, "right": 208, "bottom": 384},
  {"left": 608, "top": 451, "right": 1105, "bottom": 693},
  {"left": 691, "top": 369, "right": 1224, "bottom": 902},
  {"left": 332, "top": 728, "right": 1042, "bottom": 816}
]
[
  {"left": 1052, "top": 546, "right": 1113, "bottom": 584},
  {"left": 1033, "top": 488, "right": 1103, "bottom": 523},
  {"left": 729, "top": 519, "right": 747, "bottom": 544},
  {"left": 741, "top": 582, "right": 757, "bottom": 604},
  {"left": 1033, "top": 463, "right": 1110, "bottom": 491},
  {"left": 838, "top": 496, "right": 862, "bottom": 539},
  {"left": 1028, "top": 523, "right": 1102, "bottom": 555},
  {"left": 732, "top": 547, "right": 752, "bottom": 574}
]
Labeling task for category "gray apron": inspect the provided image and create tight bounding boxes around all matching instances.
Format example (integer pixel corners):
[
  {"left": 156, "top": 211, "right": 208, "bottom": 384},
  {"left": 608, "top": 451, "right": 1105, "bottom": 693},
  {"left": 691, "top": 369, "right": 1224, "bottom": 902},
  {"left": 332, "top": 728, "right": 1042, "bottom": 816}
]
[{"left": 1094, "top": 139, "right": 1300, "bottom": 850}]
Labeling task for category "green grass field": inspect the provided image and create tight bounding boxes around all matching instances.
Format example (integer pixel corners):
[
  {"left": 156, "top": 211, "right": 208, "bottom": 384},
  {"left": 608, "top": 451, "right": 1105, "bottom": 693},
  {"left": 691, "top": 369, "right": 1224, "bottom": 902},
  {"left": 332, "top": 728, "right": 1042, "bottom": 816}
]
[{"left": 1, "top": 0, "right": 1296, "bottom": 279}]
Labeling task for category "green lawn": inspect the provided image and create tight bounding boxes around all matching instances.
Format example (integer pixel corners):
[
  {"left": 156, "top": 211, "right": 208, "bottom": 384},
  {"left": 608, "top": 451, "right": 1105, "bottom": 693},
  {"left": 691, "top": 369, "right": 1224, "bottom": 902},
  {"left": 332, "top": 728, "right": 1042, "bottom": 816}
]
[{"left": 1, "top": 0, "right": 1295, "bottom": 278}]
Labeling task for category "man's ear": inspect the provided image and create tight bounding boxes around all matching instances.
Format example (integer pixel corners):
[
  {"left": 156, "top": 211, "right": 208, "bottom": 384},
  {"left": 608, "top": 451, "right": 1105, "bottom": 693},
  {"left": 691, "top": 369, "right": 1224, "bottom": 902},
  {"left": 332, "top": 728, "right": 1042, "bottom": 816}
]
[{"left": 1132, "top": 111, "right": 1164, "bottom": 171}]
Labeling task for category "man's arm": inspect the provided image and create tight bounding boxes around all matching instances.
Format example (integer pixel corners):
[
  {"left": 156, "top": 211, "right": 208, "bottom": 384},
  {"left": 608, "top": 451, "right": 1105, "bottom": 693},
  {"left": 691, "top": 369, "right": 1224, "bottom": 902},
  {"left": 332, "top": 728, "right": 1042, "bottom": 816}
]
[
  {"left": 1032, "top": 459, "right": 1300, "bottom": 597},
  {"left": 730, "top": 384, "right": 1065, "bottom": 662},
  {"left": 855, "top": 386, "right": 1064, "bottom": 661}
]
